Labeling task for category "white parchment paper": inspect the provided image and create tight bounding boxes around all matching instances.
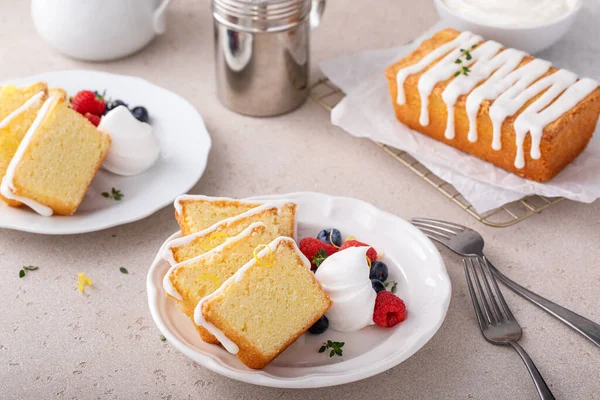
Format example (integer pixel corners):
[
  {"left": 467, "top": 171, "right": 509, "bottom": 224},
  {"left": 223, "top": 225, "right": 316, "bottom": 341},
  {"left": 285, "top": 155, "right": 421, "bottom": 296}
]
[{"left": 320, "top": 3, "right": 600, "bottom": 213}]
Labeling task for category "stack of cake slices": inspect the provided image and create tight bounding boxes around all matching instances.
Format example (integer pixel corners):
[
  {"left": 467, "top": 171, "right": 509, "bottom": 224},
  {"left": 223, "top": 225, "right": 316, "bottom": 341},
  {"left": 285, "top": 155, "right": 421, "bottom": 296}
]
[
  {"left": 162, "top": 195, "right": 332, "bottom": 369},
  {"left": 0, "top": 83, "right": 111, "bottom": 216}
]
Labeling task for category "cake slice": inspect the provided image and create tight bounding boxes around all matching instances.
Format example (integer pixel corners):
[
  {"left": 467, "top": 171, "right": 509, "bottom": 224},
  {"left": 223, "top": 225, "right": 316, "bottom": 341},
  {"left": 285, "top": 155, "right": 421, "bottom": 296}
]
[
  {"left": 174, "top": 195, "right": 262, "bottom": 235},
  {"left": 0, "top": 90, "right": 111, "bottom": 216},
  {"left": 195, "top": 237, "right": 332, "bottom": 369},
  {"left": 163, "top": 202, "right": 296, "bottom": 265},
  {"left": 0, "top": 82, "right": 49, "bottom": 206},
  {"left": 163, "top": 222, "right": 281, "bottom": 344}
]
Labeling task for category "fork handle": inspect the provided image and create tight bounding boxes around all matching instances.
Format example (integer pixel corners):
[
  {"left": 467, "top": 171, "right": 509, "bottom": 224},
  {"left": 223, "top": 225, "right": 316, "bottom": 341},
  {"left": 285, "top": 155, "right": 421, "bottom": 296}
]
[
  {"left": 508, "top": 341, "right": 555, "bottom": 400},
  {"left": 486, "top": 258, "right": 600, "bottom": 348}
]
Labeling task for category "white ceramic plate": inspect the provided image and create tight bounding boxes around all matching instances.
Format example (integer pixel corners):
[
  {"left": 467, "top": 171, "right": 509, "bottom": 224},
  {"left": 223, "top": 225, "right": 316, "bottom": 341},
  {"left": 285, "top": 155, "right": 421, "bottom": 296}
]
[
  {"left": 0, "top": 70, "right": 211, "bottom": 235},
  {"left": 147, "top": 192, "right": 451, "bottom": 388}
]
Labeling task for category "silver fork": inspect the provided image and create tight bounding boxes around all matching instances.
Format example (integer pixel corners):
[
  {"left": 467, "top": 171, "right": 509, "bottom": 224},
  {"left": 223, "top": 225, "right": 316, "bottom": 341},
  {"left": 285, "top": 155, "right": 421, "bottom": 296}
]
[
  {"left": 464, "top": 257, "right": 555, "bottom": 400},
  {"left": 411, "top": 217, "right": 600, "bottom": 348}
]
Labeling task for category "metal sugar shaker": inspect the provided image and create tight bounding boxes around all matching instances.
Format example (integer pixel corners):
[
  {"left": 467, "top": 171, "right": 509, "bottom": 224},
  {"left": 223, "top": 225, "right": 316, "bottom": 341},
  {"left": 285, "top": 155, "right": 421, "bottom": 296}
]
[{"left": 212, "top": 0, "right": 326, "bottom": 117}]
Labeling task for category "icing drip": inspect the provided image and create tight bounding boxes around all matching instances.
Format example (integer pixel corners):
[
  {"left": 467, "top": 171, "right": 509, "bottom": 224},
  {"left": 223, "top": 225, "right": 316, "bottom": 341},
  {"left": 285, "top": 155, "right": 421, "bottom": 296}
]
[
  {"left": 418, "top": 33, "right": 482, "bottom": 126},
  {"left": 513, "top": 75, "right": 596, "bottom": 169},
  {"left": 396, "top": 31, "right": 476, "bottom": 105},
  {"left": 0, "top": 95, "right": 56, "bottom": 216},
  {"left": 441, "top": 40, "right": 503, "bottom": 139},
  {"left": 0, "top": 91, "right": 45, "bottom": 129},
  {"left": 394, "top": 31, "right": 599, "bottom": 169}
]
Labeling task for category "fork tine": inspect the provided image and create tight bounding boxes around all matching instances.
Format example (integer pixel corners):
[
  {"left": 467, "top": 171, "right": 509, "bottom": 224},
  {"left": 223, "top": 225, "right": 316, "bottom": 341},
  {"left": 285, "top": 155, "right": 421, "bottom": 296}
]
[
  {"left": 474, "top": 258, "right": 503, "bottom": 323},
  {"left": 463, "top": 259, "right": 488, "bottom": 329},
  {"left": 468, "top": 258, "right": 497, "bottom": 324},
  {"left": 411, "top": 220, "right": 459, "bottom": 236},
  {"left": 413, "top": 226, "right": 452, "bottom": 241},
  {"left": 411, "top": 218, "right": 467, "bottom": 232},
  {"left": 481, "top": 257, "right": 516, "bottom": 321}
]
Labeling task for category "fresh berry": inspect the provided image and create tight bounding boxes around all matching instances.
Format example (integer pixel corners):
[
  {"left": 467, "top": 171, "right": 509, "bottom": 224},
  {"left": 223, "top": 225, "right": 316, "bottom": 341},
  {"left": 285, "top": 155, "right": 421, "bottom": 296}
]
[
  {"left": 339, "top": 240, "right": 377, "bottom": 263},
  {"left": 371, "top": 279, "right": 385, "bottom": 293},
  {"left": 373, "top": 291, "right": 407, "bottom": 328},
  {"left": 84, "top": 112, "right": 101, "bottom": 127},
  {"left": 317, "top": 228, "right": 342, "bottom": 247},
  {"left": 299, "top": 238, "right": 338, "bottom": 270},
  {"left": 369, "top": 261, "right": 388, "bottom": 282},
  {"left": 71, "top": 90, "right": 105, "bottom": 116},
  {"left": 308, "top": 316, "right": 329, "bottom": 334},
  {"left": 105, "top": 99, "right": 128, "bottom": 114},
  {"left": 131, "top": 106, "right": 149, "bottom": 123}
]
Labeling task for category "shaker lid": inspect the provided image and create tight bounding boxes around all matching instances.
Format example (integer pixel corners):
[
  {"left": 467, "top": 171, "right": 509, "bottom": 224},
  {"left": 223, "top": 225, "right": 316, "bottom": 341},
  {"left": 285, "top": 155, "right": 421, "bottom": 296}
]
[{"left": 213, "top": 0, "right": 312, "bottom": 32}]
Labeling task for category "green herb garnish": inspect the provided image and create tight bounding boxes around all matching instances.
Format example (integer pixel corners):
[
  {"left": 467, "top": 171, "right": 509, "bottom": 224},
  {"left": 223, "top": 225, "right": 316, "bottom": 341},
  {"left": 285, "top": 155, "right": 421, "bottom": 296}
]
[
  {"left": 453, "top": 44, "right": 477, "bottom": 77},
  {"left": 102, "top": 187, "right": 124, "bottom": 201},
  {"left": 159, "top": 334, "right": 166, "bottom": 342},
  {"left": 319, "top": 340, "right": 344, "bottom": 357},
  {"left": 384, "top": 280, "right": 398, "bottom": 294},
  {"left": 119, "top": 267, "right": 128, "bottom": 274},
  {"left": 312, "top": 249, "right": 328, "bottom": 267},
  {"left": 19, "top": 265, "right": 38, "bottom": 278}
]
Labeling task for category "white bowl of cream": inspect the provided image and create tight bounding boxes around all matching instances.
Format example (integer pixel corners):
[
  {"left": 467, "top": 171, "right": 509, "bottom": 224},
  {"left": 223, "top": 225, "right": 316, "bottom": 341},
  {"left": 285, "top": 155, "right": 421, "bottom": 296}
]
[{"left": 434, "top": 0, "right": 582, "bottom": 54}]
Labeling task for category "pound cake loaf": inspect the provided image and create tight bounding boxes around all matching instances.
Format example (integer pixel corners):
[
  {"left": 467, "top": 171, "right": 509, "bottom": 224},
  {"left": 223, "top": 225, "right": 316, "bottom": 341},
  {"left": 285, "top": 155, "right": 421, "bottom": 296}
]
[
  {"left": 163, "top": 202, "right": 296, "bottom": 265},
  {"left": 0, "top": 83, "right": 48, "bottom": 206},
  {"left": 163, "top": 222, "right": 281, "bottom": 344},
  {"left": 0, "top": 90, "right": 111, "bottom": 216},
  {"left": 386, "top": 28, "right": 600, "bottom": 182},
  {"left": 195, "top": 237, "right": 332, "bottom": 369},
  {"left": 174, "top": 195, "right": 262, "bottom": 236}
]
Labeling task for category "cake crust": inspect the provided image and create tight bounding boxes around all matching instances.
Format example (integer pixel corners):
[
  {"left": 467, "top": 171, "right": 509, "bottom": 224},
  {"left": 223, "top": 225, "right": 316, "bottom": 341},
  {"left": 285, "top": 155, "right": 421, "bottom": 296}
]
[{"left": 385, "top": 28, "right": 600, "bottom": 182}]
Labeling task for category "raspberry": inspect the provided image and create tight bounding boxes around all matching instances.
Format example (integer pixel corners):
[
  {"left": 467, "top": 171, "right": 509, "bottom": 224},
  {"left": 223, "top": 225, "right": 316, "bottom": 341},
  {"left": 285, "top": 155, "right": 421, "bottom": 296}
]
[
  {"left": 339, "top": 240, "right": 377, "bottom": 263},
  {"left": 373, "top": 291, "right": 407, "bottom": 328},
  {"left": 299, "top": 237, "right": 338, "bottom": 271},
  {"left": 71, "top": 90, "right": 106, "bottom": 116},
  {"left": 84, "top": 112, "right": 101, "bottom": 127}
]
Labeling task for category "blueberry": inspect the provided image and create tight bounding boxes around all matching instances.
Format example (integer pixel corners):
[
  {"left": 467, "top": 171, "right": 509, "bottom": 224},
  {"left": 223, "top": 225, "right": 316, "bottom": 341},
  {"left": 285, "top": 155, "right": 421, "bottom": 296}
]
[
  {"left": 371, "top": 279, "right": 385, "bottom": 293},
  {"left": 369, "top": 261, "right": 388, "bottom": 282},
  {"left": 308, "top": 316, "right": 329, "bottom": 334},
  {"left": 105, "top": 99, "right": 128, "bottom": 114},
  {"left": 131, "top": 106, "right": 149, "bottom": 123},
  {"left": 316, "top": 228, "right": 342, "bottom": 247}
]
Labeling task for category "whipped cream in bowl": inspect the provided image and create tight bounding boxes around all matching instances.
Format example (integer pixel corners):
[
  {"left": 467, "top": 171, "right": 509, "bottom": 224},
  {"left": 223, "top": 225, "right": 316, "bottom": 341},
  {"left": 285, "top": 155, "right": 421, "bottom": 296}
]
[
  {"left": 98, "top": 106, "right": 160, "bottom": 176},
  {"left": 314, "top": 246, "right": 376, "bottom": 332},
  {"left": 434, "top": 0, "right": 582, "bottom": 54}
]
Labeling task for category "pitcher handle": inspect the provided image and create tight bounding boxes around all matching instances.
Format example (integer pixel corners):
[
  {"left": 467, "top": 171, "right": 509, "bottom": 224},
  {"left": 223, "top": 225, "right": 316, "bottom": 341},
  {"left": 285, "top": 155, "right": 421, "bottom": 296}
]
[
  {"left": 152, "top": 0, "right": 172, "bottom": 34},
  {"left": 310, "top": 0, "right": 326, "bottom": 31}
]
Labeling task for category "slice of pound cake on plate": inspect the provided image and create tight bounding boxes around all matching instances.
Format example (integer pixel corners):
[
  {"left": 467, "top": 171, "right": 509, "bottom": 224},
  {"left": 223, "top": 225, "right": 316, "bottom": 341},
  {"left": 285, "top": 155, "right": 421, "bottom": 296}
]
[
  {"left": 0, "top": 83, "right": 49, "bottom": 206},
  {"left": 174, "top": 194, "right": 263, "bottom": 235},
  {"left": 195, "top": 237, "right": 332, "bottom": 370},
  {"left": 163, "top": 222, "right": 282, "bottom": 344},
  {"left": 164, "top": 201, "right": 297, "bottom": 265},
  {"left": 0, "top": 89, "right": 111, "bottom": 216}
]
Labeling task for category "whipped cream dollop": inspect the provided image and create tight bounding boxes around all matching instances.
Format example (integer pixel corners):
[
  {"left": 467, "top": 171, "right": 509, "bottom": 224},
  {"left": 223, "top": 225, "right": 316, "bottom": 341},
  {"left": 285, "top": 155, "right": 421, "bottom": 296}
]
[
  {"left": 98, "top": 106, "right": 159, "bottom": 176},
  {"left": 442, "top": 0, "right": 577, "bottom": 28},
  {"left": 315, "top": 247, "right": 376, "bottom": 332}
]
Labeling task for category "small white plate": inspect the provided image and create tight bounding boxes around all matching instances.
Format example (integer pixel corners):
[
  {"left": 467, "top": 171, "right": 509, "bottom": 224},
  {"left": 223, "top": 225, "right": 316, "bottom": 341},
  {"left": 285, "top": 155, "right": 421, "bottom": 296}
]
[
  {"left": 0, "top": 70, "right": 211, "bottom": 234},
  {"left": 147, "top": 192, "right": 451, "bottom": 388}
]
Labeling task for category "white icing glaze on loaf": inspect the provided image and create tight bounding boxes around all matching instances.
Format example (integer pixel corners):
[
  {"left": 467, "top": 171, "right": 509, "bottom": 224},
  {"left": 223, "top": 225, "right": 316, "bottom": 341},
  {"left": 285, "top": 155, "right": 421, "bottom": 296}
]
[{"left": 394, "top": 31, "right": 599, "bottom": 169}]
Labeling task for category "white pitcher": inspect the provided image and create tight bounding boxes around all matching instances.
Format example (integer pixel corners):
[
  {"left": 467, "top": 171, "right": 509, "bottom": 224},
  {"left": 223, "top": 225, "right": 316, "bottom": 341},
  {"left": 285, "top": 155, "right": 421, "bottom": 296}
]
[{"left": 31, "top": 0, "right": 171, "bottom": 61}]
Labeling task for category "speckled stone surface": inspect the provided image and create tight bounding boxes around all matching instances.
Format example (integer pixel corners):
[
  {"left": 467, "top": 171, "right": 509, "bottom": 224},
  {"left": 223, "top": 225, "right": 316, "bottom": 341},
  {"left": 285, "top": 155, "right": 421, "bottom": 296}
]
[{"left": 1, "top": 1, "right": 599, "bottom": 399}]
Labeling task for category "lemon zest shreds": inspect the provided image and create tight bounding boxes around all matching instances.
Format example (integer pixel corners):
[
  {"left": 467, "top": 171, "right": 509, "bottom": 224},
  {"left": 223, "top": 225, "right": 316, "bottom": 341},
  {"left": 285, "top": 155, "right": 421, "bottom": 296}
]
[
  {"left": 329, "top": 230, "right": 340, "bottom": 249},
  {"left": 197, "top": 274, "right": 221, "bottom": 289},
  {"left": 77, "top": 272, "right": 92, "bottom": 293},
  {"left": 209, "top": 232, "right": 228, "bottom": 246},
  {"left": 345, "top": 236, "right": 356, "bottom": 242},
  {"left": 200, "top": 232, "right": 228, "bottom": 252},
  {"left": 366, "top": 256, "right": 372, "bottom": 269},
  {"left": 253, "top": 244, "right": 274, "bottom": 267}
]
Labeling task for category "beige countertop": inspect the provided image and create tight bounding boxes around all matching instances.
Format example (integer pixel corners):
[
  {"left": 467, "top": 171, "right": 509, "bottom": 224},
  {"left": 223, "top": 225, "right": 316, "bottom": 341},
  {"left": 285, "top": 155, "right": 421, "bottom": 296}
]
[{"left": 1, "top": 0, "right": 599, "bottom": 399}]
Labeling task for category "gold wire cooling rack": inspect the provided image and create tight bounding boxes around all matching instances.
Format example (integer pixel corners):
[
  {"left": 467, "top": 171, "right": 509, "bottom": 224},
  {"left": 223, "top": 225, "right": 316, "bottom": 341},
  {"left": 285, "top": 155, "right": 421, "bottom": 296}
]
[{"left": 310, "top": 78, "right": 565, "bottom": 228}]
